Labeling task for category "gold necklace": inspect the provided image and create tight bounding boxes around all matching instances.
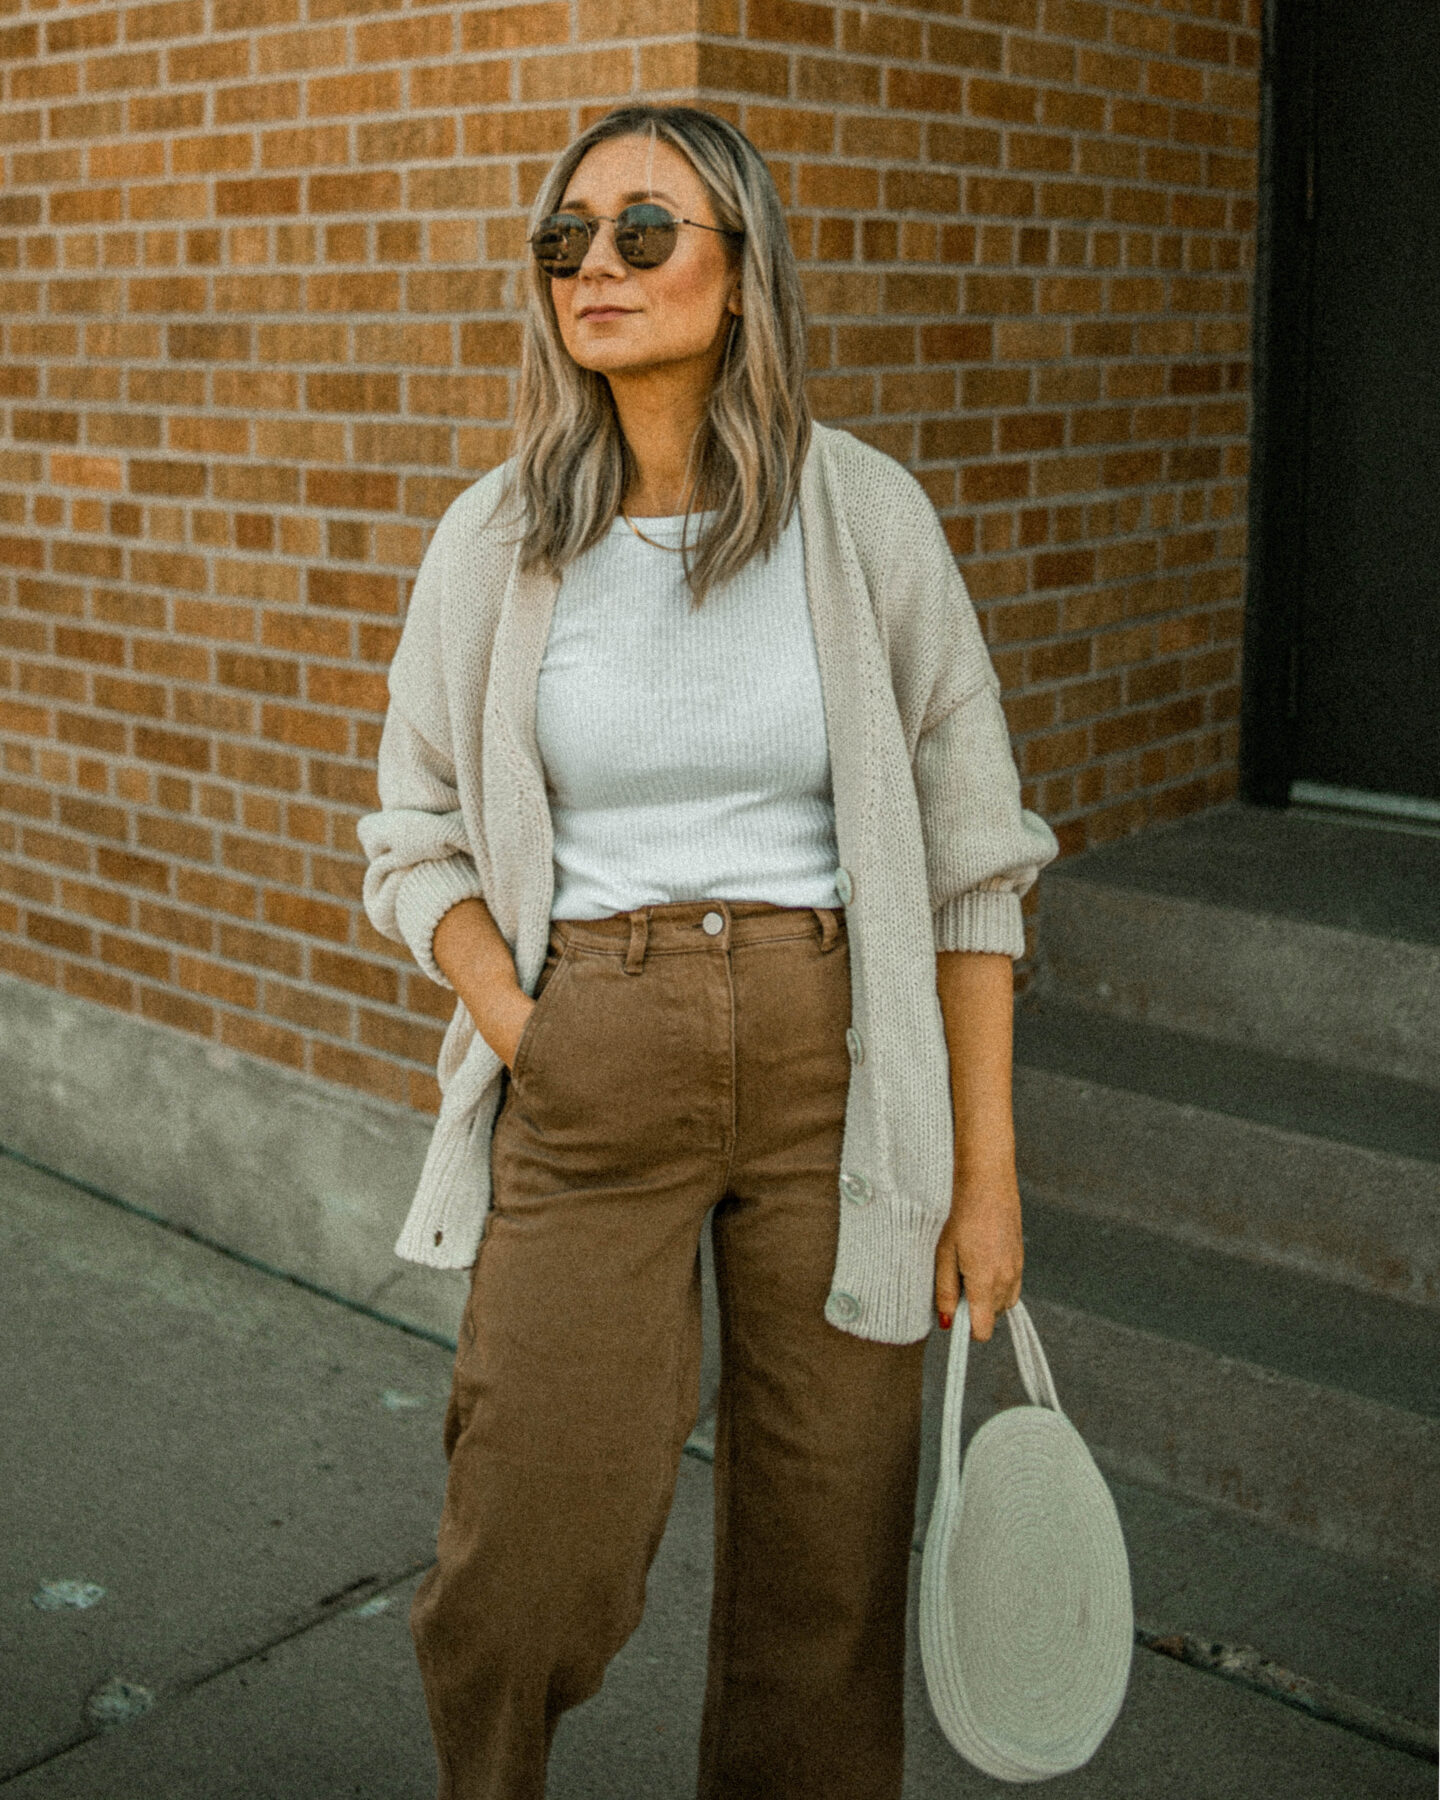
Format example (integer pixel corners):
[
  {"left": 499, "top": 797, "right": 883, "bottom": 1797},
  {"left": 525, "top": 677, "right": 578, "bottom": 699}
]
[{"left": 621, "top": 500, "right": 705, "bottom": 554}]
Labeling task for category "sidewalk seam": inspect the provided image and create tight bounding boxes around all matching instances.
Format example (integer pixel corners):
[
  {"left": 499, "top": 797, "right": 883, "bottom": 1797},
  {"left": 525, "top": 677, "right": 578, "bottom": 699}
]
[{"left": 0, "top": 1559, "right": 436, "bottom": 1786}]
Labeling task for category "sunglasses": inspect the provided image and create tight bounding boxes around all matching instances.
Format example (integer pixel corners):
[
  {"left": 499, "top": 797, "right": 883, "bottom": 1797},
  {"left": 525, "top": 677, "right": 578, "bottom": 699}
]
[{"left": 529, "top": 203, "right": 743, "bottom": 278}]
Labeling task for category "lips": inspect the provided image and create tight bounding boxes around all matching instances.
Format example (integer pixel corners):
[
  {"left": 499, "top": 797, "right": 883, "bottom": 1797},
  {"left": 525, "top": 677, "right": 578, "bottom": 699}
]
[{"left": 577, "top": 306, "right": 635, "bottom": 321}]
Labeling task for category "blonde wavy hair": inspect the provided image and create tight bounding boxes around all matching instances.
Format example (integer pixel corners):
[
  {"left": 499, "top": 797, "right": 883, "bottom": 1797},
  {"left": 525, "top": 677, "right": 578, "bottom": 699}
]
[{"left": 503, "top": 105, "right": 812, "bottom": 608}]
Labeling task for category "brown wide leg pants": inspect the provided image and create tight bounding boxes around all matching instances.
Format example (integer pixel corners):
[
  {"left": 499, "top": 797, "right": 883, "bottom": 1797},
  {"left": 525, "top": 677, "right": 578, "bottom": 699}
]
[{"left": 410, "top": 899, "right": 929, "bottom": 1800}]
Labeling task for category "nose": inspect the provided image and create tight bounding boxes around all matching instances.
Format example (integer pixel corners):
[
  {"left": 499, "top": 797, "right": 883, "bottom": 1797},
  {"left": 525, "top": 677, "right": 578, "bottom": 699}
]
[{"left": 575, "top": 215, "right": 626, "bottom": 279}]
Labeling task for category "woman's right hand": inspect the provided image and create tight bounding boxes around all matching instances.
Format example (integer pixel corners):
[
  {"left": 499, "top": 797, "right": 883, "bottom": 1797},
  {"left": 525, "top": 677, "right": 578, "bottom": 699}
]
[
  {"left": 487, "top": 989, "right": 537, "bottom": 1073},
  {"left": 432, "top": 898, "right": 536, "bottom": 1072}
]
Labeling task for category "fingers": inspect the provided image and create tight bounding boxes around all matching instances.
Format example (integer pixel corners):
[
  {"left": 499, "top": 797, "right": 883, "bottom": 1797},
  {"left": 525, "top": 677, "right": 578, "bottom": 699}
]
[
  {"left": 934, "top": 1226, "right": 1023, "bottom": 1341},
  {"left": 934, "top": 1251, "right": 961, "bottom": 1331}
]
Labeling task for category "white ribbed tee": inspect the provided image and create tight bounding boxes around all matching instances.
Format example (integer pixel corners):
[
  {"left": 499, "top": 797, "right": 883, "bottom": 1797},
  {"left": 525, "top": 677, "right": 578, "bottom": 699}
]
[{"left": 539, "top": 507, "right": 843, "bottom": 921}]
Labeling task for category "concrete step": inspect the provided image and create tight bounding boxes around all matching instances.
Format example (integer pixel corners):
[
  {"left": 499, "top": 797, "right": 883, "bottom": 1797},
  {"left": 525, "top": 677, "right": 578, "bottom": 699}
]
[
  {"left": 941, "top": 1202, "right": 1440, "bottom": 1585},
  {"left": 960, "top": 806, "right": 1440, "bottom": 1586},
  {"left": 1012, "top": 992, "right": 1440, "bottom": 1307},
  {"left": 1034, "top": 800, "right": 1440, "bottom": 1088}
]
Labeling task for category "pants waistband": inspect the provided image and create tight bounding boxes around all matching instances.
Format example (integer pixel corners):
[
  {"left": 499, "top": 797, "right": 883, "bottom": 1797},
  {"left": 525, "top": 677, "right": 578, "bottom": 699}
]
[{"left": 548, "top": 900, "right": 846, "bottom": 974}]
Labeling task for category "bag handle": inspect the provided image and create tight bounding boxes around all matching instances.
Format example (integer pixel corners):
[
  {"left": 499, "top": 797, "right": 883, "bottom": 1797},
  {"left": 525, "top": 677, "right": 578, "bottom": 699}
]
[
  {"left": 938, "top": 1297, "right": 1067, "bottom": 1485},
  {"left": 1006, "top": 1299, "right": 1064, "bottom": 1414}
]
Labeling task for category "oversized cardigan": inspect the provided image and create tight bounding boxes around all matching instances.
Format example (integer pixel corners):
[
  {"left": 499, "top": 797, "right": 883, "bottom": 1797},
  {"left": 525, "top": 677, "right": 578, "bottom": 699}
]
[{"left": 357, "top": 422, "right": 1060, "bottom": 1344}]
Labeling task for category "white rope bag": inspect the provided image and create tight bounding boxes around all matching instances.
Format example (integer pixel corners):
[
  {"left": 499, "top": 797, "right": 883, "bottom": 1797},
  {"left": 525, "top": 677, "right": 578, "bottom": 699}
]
[{"left": 919, "top": 1297, "right": 1134, "bottom": 1781}]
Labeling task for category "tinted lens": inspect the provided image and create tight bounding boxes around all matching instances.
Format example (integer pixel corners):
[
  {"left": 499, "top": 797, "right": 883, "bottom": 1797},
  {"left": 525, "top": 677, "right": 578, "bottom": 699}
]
[
  {"left": 614, "top": 204, "right": 679, "bottom": 269},
  {"left": 530, "top": 213, "right": 592, "bottom": 276}
]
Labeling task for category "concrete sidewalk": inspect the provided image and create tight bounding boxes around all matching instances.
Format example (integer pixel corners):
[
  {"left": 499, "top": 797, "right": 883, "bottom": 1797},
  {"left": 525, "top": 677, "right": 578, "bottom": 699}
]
[{"left": 1, "top": 1150, "right": 1433, "bottom": 1799}]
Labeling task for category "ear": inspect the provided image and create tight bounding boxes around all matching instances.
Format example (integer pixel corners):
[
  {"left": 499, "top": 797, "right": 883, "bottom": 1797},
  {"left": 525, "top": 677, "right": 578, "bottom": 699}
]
[{"left": 727, "top": 280, "right": 743, "bottom": 317}]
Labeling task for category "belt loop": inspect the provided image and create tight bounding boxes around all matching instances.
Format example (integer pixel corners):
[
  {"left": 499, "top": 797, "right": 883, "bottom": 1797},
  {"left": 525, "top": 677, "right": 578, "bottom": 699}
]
[
  {"left": 623, "top": 908, "right": 649, "bottom": 975},
  {"left": 813, "top": 905, "right": 840, "bottom": 952}
]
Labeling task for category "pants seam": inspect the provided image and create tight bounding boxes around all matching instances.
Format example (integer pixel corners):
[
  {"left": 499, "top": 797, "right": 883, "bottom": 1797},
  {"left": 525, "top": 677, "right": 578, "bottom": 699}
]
[{"left": 703, "top": 1235, "right": 744, "bottom": 1794}]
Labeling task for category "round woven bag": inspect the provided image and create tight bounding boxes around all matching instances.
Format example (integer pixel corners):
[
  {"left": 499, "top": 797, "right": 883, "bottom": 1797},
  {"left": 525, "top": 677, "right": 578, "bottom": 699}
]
[{"left": 919, "top": 1297, "right": 1134, "bottom": 1782}]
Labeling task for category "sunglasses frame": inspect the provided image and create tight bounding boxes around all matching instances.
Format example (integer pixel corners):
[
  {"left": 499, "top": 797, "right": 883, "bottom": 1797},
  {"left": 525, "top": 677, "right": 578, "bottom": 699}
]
[{"left": 529, "top": 203, "right": 743, "bottom": 279}]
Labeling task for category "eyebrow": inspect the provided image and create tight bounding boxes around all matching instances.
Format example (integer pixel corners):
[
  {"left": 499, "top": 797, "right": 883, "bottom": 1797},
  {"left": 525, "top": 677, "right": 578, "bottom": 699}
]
[{"left": 557, "top": 188, "right": 681, "bottom": 213}]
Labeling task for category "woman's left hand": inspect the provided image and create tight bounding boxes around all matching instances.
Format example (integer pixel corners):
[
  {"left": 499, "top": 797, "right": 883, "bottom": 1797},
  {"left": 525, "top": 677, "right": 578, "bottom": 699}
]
[{"left": 933, "top": 1170, "right": 1024, "bottom": 1342}]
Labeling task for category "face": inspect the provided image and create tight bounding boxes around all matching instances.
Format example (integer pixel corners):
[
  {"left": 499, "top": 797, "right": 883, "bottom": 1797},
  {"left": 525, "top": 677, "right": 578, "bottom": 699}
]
[{"left": 546, "top": 134, "right": 743, "bottom": 387}]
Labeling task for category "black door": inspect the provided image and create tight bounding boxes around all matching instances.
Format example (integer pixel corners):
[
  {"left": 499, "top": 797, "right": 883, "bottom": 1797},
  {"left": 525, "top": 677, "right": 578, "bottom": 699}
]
[{"left": 1243, "top": 0, "right": 1440, "bottom": 814}]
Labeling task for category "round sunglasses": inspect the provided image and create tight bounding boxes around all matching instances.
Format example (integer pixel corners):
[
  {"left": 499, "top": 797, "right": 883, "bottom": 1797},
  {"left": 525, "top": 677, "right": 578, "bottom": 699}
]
[{"left": 529, "top": 203, "right": 743, "bottom": 278}]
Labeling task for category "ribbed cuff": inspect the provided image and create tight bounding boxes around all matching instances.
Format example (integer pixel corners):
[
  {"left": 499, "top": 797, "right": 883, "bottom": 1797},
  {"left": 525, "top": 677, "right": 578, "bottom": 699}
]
[
  {"left": 933, "top": 889, "right": 1024, "bottom": 957},
  {"left": 393, "top": 855, "right": 488, "bottom": 987},
  {"left": 829, "top": 1195, "right": 948, "bottom": 1345}
]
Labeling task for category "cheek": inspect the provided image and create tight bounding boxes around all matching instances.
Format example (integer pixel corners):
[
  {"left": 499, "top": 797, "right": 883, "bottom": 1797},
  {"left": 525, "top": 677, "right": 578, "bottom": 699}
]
[
  {"left": 651, "top": 258, "right": 730, "bottom": 343},
  {"left": 550, "top": 287, "right": 586, "bottom": 356}
]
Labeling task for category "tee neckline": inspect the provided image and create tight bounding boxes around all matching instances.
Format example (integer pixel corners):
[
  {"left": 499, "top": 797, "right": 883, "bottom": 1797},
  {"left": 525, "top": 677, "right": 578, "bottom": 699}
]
[{"left": 608, "top": 509, "right": 717, "bottom": 541}]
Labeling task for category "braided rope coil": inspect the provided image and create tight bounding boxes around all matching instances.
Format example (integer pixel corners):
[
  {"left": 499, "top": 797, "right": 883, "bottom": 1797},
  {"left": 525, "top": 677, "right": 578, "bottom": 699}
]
[{"left": 919, "top": 1297, "right": 1135, "bottom": 1781}]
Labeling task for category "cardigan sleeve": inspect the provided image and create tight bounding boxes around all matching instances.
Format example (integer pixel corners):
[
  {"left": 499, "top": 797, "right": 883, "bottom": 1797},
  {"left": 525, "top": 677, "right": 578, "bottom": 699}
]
[
  {"left": 906, "top": 520, "right": 1060, "bottom": 958},
  {"left": 914, "top": 660, "right": 1061, "bottom": 957},
  {"left": 819, "top": 425, "right": 1060, "bottom": 957},
  {"left": 356, "top": 512, "right": 487, "bottom": 990}
]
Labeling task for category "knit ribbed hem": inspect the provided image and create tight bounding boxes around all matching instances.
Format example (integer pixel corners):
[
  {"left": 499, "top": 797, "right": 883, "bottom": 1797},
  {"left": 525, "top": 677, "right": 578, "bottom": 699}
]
[
  {"left": 933, "top": 889, "right": 1024, "bottom": 957},
  {"left": 393, "top": 855, "right": 488, "bottom": 987},
  {"left": 392, "top": 1057, "right": 502, "bottom": 1267},
  {"left": 829, "top": 1194, "right": 948, "bottom": 1344}
]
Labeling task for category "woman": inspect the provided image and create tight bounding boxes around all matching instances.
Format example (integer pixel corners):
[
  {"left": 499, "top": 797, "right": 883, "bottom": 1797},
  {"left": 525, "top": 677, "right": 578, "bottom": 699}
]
[{"left": 359, "top": 104, "right": 1058, "bottom": 1800}]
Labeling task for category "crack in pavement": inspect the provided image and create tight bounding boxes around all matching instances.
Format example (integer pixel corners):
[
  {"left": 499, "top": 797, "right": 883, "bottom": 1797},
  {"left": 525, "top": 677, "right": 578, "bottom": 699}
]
[{"left": 0, "top": 1557, "right": 436, "bottom": 1786}]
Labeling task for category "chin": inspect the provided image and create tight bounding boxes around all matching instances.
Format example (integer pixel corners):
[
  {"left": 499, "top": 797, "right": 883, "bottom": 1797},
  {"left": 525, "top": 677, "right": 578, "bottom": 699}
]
[{"left": 568, "top": 345, "right": 659, "bottom": 377}]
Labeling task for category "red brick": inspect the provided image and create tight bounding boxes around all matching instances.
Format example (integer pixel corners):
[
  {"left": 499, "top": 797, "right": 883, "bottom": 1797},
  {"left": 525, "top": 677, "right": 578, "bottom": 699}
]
[
  {"left": 138, "top": 900, "right": 215, "bottom": 951},
  {"left": 311, "top": 946, "right": 398, "bottom": 1003},
  {"left": 311, "top": 1041, "right": 408, "bottom": 1104},
  {"left": 357, "top": 1006, "right": 444, "bottom": 1064},
  {"left": 139, "top": 984, "right": 214, "bottom": 1038},
  {"left": 262, "top": 890, "right": 350, "bottom": 942},
  {"left": 65, "top": 962, "right": 135, "bottom": 1011},
  {"left": 29, "top": 911, "right": 94, "bottom": 956},
  {"left": 95, "top": 847, "right": 172, "bottom": 894},
  {"left": 221, "top": 1011, "right": 306, "bottom": 1069}
]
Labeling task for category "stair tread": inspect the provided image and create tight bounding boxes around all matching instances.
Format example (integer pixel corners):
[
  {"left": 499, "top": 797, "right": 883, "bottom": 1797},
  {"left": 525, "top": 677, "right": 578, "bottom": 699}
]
[
  {"left": 1105, "top": 1472, "right": 1438, "bottom": 1730},
  {"left": 1017, "top": 1193, "right": 1440, "bottom": 1420},
  {"left": 1046, "top": 799, "right": 1440, "bottom": 948},
  {"left": 1014, "top": 991, "right": 1440, "bottom": 1166}
]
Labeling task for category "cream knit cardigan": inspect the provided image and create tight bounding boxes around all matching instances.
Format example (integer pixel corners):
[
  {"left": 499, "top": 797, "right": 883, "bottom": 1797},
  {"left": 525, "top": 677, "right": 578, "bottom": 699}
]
[{"left": 357, "top": 423, "right": 1059, "bottom": 1344}]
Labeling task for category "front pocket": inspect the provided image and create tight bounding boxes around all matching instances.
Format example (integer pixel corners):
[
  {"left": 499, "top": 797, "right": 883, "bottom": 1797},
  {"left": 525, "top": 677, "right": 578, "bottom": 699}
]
[{"left": 510, "top": 945, "right": 572, "bottom": 1083}]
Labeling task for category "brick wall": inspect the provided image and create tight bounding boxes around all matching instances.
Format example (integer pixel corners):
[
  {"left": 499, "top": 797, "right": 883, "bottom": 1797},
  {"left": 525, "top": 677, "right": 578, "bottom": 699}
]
[{"left": 0, "top": 0, "right": 1260, "bottom": 1113}]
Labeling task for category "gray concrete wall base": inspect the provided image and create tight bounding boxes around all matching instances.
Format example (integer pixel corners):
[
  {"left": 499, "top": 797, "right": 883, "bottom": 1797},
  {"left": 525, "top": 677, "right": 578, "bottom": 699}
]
[{"left": 0, "top": 972, "right": 468, "bottom": 1345}]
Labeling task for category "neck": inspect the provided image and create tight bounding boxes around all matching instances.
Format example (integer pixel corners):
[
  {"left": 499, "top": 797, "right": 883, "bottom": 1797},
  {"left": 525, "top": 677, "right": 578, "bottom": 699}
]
[{"left": 606, "top": 356, "right": 719, "bottom": 517}]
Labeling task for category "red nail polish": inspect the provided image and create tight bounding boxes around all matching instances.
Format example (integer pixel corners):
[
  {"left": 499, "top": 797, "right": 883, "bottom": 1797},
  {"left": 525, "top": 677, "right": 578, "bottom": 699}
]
[{"left": 938, "top": 1312, "right": 953, "bottom": 1331}]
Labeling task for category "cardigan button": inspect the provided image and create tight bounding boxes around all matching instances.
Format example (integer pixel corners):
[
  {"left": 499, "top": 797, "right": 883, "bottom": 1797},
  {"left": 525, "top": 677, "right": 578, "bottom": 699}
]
[
  {"left": 826, "top": 1289, "right": 861, "bottom": 1326},
  {"left": 839, "top": 1170, "right": 872, "bottom": 1205},
  {"left": 845, "top": 1027, "right": 863, "bottom": 1066},
  {"left": 834, "top": 867, "right": 853, "bottom": 905}
]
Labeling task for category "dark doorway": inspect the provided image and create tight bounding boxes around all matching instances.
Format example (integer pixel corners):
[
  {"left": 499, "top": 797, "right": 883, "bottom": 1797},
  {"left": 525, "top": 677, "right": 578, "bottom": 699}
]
[{"left": 1242, "top": 0, "right": 1440, "bottom": 824}]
